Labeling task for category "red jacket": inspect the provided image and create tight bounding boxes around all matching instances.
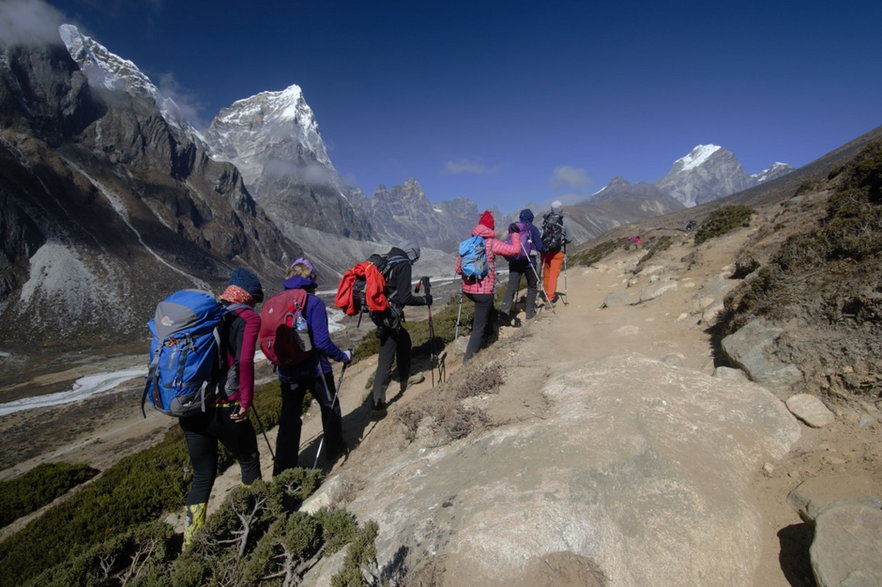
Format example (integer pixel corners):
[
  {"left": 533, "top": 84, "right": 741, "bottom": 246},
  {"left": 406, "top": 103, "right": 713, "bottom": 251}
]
[
  {"left": 456, "top": 224, "right": 521, "bottom": 294},
  {"left": 335, "top": 261, "right": 388, "bottom": 315}
]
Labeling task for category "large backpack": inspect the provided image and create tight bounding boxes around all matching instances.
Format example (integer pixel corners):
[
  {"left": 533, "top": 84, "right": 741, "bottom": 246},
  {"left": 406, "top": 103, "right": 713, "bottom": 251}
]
[
  {"left": 335, "top": 254, "right": 408, "bottom": 328},
  {"left": 508, "top": 222, "right": 534, "bottom": 261},
  {"left": 259, "top": 288, "right": 312, "bottom": 366},
  {"left": 541, "top": 212, "right": 566, "bottom": 250},
  {"left": 142, "top": 290, "right": 228, "bottom": 417},
  {"left": 459, "top": 235, "right": 488, "bottom": 279}
]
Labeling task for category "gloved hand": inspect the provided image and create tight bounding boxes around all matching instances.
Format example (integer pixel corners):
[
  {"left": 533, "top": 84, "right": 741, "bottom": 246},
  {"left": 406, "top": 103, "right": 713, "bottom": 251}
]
[
  {"left": 424, "top": 294, "right": 433, "bottom": 306},
  {"left": 508, "top": 222, "right": 520, "bottom": 233},
  {"left": 342, "top": 350, "right": 352, "bottom": 364}
]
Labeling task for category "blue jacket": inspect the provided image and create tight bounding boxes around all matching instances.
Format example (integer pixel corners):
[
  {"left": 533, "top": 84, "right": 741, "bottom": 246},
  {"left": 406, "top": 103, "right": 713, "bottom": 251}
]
[{"left": 277, "top": 276, "right": 347, "bottom": 381}]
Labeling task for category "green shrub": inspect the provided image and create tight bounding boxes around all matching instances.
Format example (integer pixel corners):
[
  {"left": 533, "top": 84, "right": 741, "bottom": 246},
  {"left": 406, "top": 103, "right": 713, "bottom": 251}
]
[
  {"left": 693, "top": 205, "right": 756, "bottom": 245},
  {"left": 570, "top": 238, "right": 628, "bottom": 267},
  {"left": 0, "top": 462, "right": 98, "bottom": 527},
  {"left": 1, "top": 383, "right": 285, "bottom": 586}
]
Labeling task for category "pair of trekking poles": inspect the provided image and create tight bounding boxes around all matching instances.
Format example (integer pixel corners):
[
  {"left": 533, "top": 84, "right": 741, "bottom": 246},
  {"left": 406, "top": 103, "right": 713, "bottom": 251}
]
[
  {"left": 415, "top": 276, "right": 446, "bottom": 386},
  {"left": 250, "top": 353, "right": 352, "bottom": 470}
]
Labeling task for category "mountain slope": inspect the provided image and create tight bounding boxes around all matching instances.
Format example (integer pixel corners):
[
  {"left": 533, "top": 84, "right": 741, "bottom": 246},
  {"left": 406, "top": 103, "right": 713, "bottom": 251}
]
[{"left": 0, "top": 34, "right": 299, "bottom": 349}]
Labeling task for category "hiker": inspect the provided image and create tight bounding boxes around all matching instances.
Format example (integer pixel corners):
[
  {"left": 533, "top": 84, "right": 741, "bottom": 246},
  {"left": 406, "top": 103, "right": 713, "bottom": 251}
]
[
  {"left": 371, "top": 241, "right": 430, "bottom": 415},
  {"left": 499, "top": 208, "right": 546, "bottom": 325},
  {"left": 274, "top": 259, "right": 352, "bottom": 473},
  {"left": 540, "top": 200, "right": 572, "bottom": 303},
  {"left": 181, "top": 268, "right": 264, "bottom": 548},
  {"left": 456, "top": 210, "right": 521, "bottom": 362}
]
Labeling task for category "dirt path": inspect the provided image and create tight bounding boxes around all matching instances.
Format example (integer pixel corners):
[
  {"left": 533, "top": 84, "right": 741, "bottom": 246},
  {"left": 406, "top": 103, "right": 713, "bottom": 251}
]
[{"left": 3, "top": 228, "right": 879, "bottom": 584}]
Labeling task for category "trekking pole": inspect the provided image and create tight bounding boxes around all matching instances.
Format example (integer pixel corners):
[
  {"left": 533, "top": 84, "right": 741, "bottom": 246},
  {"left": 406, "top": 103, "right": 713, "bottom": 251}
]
[
  {"left": 454, "top": 293, "right": 464, "bottom": 339},
  {"left": 522, "top": 239, "right": 554, "bottom": 314},
  {"left": 313, "top": 359, "right": 350, "bottom": 468},
  {"left": 415, "top": 276, "right": 438, "bottom": 386},
  {"left": 250, "top": 403, "right": 276, "bottom": 464},
  {"left": 561, "top": 244, "right": 569, "bottom": 305}
]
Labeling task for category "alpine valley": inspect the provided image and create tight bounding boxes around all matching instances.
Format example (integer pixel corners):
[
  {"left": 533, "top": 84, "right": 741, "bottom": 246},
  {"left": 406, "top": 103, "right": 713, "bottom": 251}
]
[{"left": 1, "top": 25, "right": 794, "bottom": 352}]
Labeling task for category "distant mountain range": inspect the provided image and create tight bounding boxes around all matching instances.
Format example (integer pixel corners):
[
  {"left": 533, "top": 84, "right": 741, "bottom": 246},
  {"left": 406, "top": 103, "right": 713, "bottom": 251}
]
[{"left": 0, "top": 24, "right": 800, "bottom": 350}]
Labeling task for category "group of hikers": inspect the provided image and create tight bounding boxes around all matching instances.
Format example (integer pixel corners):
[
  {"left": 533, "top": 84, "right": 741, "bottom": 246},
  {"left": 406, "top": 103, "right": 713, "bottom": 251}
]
[{"left": 153, "top": 201, "right": 571, "bottom": 547}]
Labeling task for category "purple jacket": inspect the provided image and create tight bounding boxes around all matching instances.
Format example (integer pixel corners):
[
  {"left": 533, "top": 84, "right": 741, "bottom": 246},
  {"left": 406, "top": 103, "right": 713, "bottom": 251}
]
[{"left": 277, "top": 276, "right": 347, "bottom": 381}]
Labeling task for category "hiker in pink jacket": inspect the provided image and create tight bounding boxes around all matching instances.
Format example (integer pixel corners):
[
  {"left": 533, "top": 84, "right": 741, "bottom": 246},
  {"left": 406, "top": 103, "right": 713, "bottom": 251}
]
[{"left": 455, "top": 210, "right": 521, "bottom": 362}]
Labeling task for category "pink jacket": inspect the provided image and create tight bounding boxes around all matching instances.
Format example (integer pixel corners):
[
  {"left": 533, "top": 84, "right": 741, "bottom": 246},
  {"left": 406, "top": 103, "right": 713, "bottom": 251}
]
[{"left": 456, "top": 223, "right": 521, "bottom": 294}]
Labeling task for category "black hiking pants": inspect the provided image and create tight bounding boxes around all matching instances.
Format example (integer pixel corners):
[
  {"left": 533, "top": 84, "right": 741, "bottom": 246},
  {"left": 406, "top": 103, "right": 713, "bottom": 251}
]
[
  {"left": 180, "top": 404, "right": 261, "bottom": 506},
  {"left": 274, "top": 370, "right": 344, "bottom": 474},
  {"left": 464, "top": 293, "right": 497, "bottom": 362},
  {"left": 500, "top": 258, "right": 539, "bottom": 320},
  {"left": 372, "top": 325, "right": 412, "bottom": 405}
]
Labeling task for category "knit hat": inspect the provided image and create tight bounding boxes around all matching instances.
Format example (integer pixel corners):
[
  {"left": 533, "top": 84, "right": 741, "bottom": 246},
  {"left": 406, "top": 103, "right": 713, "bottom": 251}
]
[
  {"left": 519, "top": 208, "right": 534, "bottom": 223},
  {"left": 291, "top": 257, "right": 317, "bottom": 279},
  {"left": 479, "top": 210, "right": 495, "bottom": 230},
  {"left": 551, "top": 200, "right": 563, "bottom": 213},
  {"left": 227, "top": 268, "right": 264, "bottom": 303},
  {"left": 397, "top": 240, "right": 421, "bottom": 263}
]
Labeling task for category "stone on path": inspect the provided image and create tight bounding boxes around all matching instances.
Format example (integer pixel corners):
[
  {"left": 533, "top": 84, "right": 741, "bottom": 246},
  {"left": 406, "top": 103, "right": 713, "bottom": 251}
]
[{"left": 785, "top": 393, "right": 836, "bottom": 428}]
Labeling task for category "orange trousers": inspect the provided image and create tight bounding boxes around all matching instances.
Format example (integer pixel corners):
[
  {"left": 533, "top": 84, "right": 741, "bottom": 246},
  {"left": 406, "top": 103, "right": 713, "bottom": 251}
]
[{"left": 541, "top": 250, "right": 564, "bottom": 301}]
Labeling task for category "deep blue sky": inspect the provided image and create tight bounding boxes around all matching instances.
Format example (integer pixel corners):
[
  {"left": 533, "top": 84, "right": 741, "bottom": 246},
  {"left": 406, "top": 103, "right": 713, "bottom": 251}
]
[{"left": 18, "top": 1, "right": 882, "bottom": 211}]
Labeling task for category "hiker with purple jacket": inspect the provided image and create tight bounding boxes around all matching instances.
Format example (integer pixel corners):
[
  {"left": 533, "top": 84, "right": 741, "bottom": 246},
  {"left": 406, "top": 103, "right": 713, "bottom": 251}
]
[
  {"left": 274, "top": 259, "right": 352, "bottom": 473},
  {"left": 500, "top": 208, "right": 546, "bottom": 325}
]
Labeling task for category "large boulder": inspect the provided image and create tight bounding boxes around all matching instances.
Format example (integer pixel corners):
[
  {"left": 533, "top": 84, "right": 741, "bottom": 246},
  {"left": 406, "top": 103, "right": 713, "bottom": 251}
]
[{"left": 321, "top": 354, "right": 801, "bottom": 585}]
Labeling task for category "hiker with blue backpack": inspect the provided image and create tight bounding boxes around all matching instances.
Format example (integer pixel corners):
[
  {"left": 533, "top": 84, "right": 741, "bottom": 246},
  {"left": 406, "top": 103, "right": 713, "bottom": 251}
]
[
  {"left": 177, "top": 268, "right": 265, "bottom": 548},
  {"left": 456, "top": 210, "right": 521, "bottom": 362},
  {"left": 370, "top": 241, "right": 430, "bottom": 416},
  {"left": 499, "top": 208, "right": 546, "bottom": 325},
  {"left": 267, "top": 259, "right": 353, "bottom": 473}
]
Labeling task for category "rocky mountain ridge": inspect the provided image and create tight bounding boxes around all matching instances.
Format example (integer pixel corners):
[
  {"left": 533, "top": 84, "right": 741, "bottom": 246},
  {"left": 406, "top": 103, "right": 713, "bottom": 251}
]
[{"left": 0, "top": 34, "right": 299, "bottom": 350}]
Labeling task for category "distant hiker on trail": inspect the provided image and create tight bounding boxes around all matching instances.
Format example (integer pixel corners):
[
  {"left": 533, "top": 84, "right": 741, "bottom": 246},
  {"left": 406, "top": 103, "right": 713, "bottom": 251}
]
[
  {"left": 500, "top": 208, "right": 546, "bottom": 325},
  {"left": 371, "top": 241, "right": 430, "bottom": 416},
  {"left": 456, "top": 210, "right": 521, "bottom": 362},
  {"left": 540, "top": 200, "right": 571, "bottom": 303},
  {"left": 181, "top": 268, "right": 264, "bottom": 548},
  {"left": 272, "top": 259, "right": 352, "bottom": 473}
]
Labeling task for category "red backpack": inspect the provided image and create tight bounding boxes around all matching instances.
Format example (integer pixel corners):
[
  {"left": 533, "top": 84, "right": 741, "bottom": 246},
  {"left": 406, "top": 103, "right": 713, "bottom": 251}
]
[{"left": 259, "top": 289, "right": 312, "bottom": 366}]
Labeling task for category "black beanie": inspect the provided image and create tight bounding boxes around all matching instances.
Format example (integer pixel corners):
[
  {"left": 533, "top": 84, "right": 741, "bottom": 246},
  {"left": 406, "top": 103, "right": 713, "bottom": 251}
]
[{"left": 228, "top": 268, "right": 264, "bottom": 302}]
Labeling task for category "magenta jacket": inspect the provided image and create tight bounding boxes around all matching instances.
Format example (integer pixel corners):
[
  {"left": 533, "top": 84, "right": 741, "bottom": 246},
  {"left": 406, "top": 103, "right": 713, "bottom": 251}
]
[
  {"left": 219, "top": 304, "right": 260, "bottom": 410},
  {"left": 456, "top": 223, "right": 521, "bottom": 294}
]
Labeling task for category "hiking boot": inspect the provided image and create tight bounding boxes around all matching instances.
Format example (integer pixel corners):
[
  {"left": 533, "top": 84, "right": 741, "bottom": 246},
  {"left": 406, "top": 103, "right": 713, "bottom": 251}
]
[
  {"left": 498, "top": 311, "right": 511, "bottom": 326},
  {"left": 371, "top": 401, "right": 387, "bottom": 418},
  {"left": 325, "top": 443, "right": 349, "bottom": 463},
  {"left": 400, "top": 372, "right": 425, "bottom": 392}
]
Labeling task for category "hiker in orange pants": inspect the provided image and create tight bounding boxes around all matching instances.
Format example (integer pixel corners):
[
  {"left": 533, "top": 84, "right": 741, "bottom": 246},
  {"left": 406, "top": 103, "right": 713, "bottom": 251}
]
[
  {"left": 540, "top": 200, "right": 570, "bottom": 302},
  {"left": 542, "top": 249, "right": 565, "bottom": 302}
]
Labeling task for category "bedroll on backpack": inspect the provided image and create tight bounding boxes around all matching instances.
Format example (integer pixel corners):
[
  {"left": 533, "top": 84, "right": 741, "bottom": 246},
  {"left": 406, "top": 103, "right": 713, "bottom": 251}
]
[
  {"left": 541, "top": 212, "right": 566, "bottom": 250},
  {"left": 259, "top": 288, "right": 312, "bottom": 366},
  {"left": 142, "top": 290, "right": 228, "bottom": 418},
  {"left": 459, "top": 235, "right": 488, "bottom": 279},
  {"left": 335, "top": 254, "right": 408, "bottom": 328}
]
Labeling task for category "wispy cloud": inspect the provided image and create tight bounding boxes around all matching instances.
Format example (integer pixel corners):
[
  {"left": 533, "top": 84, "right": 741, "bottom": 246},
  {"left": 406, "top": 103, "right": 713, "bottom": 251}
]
[
  {"left": 442, "top": 160, "right": 502, "bottom": 176},
  {"left": 157, "top": 73, "right": 207, "bottom": 128},
  {"left": 0, "top": 0, "right": 65, "bottom": 45},
  {"left": 550, "top": 165, "right": 591, "bottom": 190}
]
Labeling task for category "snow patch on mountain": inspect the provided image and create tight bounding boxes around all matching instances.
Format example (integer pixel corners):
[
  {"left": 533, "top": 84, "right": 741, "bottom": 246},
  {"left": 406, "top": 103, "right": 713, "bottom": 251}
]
[
  {"left": 58, "top": 24, "right": 196, "bottom": 134},
  {"left": 677, "top": 144, "right": 722, "bottom": 171}
]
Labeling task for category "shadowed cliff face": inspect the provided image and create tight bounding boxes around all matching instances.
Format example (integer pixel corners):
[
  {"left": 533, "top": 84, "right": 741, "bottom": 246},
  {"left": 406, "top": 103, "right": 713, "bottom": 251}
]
[{"left": 0, "top": 41, "right": 300, "bottom": 350}]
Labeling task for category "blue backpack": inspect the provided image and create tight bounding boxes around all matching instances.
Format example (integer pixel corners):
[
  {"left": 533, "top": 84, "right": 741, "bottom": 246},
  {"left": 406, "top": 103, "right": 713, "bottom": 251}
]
[
  {"left": 141, "top": 290, "right": 229, "bottom": 417},
  {"left": 459, "top": 235, "right": 489, "bottom": 279}
]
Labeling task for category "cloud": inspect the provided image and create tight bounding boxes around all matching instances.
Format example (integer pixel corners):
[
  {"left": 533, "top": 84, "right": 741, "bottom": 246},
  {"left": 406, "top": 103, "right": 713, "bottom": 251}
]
[
  {"left": 0, "top": 0, "right": 65, "bottom": 45},
  {"left": 442, "top": 160, "right": 502, "bottom": 176},
  {"left": 550, "top": 165, "right": 591, "bottom": 190},
  {"left": 157, "top": 72, "right": 207, "bottom": 128}
]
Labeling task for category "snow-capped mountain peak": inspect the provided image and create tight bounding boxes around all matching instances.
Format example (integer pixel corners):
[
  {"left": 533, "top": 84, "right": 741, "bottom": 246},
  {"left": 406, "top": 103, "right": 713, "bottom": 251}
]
[
  {"left": 676, "top": 144, "right": 722, "bottom": 171},
  {"left": 58, "top": 24, "right": 193, "bottom": 132},
  {"left": 751, "top": 161, "right": 795, "bottom": 184},
  {"left": 205, "top": 84, "right": 336, "bottom": 189}
]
